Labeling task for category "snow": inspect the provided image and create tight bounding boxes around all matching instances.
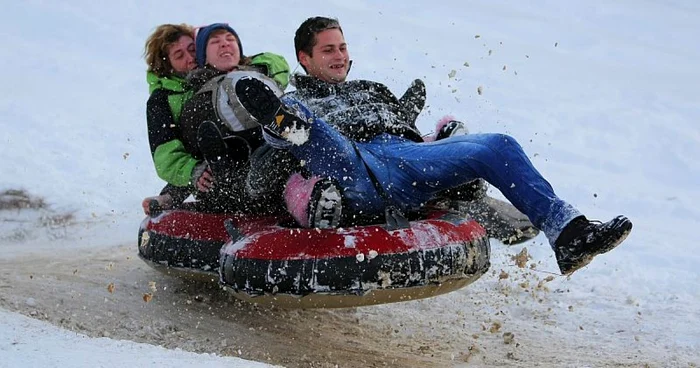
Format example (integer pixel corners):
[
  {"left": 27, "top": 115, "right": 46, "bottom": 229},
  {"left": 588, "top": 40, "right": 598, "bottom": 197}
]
[
  {"left": 0, "top": 309, "right": 275, "bottom": 368},
  {"left": 1, "top": 0, "right": 699, "bottom": 366}
]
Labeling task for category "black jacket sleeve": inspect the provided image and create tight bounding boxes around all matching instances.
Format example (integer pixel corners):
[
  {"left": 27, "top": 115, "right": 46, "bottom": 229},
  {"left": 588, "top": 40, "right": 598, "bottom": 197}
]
[{"left": 146, "top": 89, "right": 181, "bottom": 155}]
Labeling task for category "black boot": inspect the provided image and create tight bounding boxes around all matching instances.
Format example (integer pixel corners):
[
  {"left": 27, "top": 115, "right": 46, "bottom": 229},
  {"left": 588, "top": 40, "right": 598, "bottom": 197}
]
[
  {"left": 554, "top": 215, "right": 633, "bottom": 275},
  {"left": 235, "top": 76, "right": 309, "bottom": 140}
]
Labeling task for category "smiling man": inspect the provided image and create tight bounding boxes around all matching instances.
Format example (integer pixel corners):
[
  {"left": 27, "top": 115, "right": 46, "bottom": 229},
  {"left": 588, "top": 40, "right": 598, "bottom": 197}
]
[
  {"left": 234, "top": 16, "right": 633, "bottom": 275},
  {"left": 295, "top": 20, "right": 349, "bottom": 83},
  {"left": 288, "top": 17, "right": 423, "bottom": 142}
]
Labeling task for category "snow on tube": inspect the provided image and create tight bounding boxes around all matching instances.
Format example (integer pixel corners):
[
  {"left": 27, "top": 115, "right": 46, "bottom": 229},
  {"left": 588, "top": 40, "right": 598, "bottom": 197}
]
[
  {"left": 138, "top": 206, "right": 491, "bottom": 308},
  {"left": 219, "top": 210, "right": 491, "bottom": 308}
]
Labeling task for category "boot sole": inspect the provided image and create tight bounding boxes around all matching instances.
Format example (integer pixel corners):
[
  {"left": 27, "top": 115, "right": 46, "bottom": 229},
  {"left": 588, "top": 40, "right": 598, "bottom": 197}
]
[
  {"left": 236, "top": 77, "right": 308, "bottom": 142},
  {"left": 235, "top": 77, "right": 281, "bottom": 124}
]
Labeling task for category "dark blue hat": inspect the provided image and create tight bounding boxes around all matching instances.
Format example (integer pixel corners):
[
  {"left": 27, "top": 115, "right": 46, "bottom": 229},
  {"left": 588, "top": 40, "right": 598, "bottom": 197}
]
[{"left": 195, "top": 23, "right": 244, "bottom": 67}]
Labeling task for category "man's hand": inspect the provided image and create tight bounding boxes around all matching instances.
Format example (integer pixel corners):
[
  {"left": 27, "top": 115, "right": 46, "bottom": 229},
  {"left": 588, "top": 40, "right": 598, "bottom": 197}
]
[{"left": 191, "top": 162, "right": 215, "bottom": 192}]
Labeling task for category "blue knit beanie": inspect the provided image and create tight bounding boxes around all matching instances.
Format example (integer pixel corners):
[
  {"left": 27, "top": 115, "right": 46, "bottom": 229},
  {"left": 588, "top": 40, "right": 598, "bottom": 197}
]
[{"left": 195, "top": 23, "right": 244, "bottom": 67}]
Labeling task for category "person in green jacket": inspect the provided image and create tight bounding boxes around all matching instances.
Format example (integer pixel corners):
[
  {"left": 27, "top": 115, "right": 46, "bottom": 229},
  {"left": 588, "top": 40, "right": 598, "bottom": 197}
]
[
  {"left": 141, "top": 23, "right": 292, "bottom": 215},
  {"left": 141, "top": 24, "right": 198, "bottom": 215}
]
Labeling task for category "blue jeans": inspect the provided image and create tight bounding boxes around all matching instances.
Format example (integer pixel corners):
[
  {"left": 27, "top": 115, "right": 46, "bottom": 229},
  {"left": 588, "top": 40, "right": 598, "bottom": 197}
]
[{"left": 276, "top": 97, "right": 581, "bottom": 244}]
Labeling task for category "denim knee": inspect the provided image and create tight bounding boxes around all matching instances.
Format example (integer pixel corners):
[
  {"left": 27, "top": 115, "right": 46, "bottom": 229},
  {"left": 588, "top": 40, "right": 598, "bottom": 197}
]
[{"left": 483, "top": 133, "right": 516, "bottom": 148}]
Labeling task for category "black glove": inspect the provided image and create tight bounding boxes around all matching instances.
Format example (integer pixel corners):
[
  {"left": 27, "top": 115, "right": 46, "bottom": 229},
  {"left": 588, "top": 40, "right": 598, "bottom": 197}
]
[{"left": 398, "top": 79, "right": 426, "bottom": 126}]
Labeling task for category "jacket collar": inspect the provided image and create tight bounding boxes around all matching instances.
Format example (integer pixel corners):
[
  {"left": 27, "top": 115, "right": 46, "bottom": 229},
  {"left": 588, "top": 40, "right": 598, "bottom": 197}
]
[
  {"left": 290, "top": 74, "right": 342, "bottom": 97},
  {"left": 146, "top": 71, "right": 187, "bottom": 94}
]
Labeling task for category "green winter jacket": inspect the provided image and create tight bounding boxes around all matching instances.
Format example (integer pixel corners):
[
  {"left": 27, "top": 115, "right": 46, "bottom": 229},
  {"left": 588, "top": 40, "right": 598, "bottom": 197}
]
[
  {"left": 146, "top": 72, "right": 197, "bottom": 187},
  {"left": 249, "top": 52, "right": 290, "bottom": 89},
  {"left": 147, "top": 72, "right": 193, "bottom": 121}
]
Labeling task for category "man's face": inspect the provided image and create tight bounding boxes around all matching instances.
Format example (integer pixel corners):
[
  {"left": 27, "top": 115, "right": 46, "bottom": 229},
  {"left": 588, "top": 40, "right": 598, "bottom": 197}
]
[
  {"left": 205, "top": 30, "right": 241, "bottom": 72},
  {"left": 167, "top": 35, "right": 196, "bottom": 74},
  {"left": 299, "top": 28, "right": 349, "bottom": 83}
]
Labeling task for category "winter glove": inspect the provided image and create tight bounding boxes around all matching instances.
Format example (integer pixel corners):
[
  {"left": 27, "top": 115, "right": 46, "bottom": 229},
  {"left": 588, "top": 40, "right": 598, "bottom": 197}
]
[
  {"left": 398, "top": 79, "right": 426, "bottom": 127},
  {"left": 190, "top": 161, "right": 214, "bottom": 192}
]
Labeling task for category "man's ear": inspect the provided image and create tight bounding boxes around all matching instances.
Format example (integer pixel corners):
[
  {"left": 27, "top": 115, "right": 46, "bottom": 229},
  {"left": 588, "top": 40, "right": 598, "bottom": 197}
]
[{"left": 298, "top": 51, "right": 310, "bottom": 69}]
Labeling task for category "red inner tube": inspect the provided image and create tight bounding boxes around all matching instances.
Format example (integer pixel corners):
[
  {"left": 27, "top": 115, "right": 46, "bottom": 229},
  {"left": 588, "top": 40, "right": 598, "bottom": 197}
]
[{"left": 141, "top": 209, "right": 491, "bottom": 304}]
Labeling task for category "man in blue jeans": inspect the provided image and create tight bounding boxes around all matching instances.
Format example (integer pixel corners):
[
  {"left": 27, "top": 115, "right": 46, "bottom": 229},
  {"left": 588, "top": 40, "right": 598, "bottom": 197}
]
[{"left": 236, "top": 16, "right": 632, "bottom": 276}]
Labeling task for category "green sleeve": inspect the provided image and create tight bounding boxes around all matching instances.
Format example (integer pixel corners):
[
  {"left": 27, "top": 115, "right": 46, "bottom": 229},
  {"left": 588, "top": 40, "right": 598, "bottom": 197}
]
[
  {"left": 250, "top": 52, "right": 290, "bottom": 90},
  {"left": 153, "top": 139, "right": 199, "bottom": 187}
]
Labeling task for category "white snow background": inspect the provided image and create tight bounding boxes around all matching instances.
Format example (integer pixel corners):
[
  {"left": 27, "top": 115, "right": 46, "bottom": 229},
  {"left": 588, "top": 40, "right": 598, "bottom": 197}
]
[{"left": 0, "top": 0, "right": 698, "bottom": 366}]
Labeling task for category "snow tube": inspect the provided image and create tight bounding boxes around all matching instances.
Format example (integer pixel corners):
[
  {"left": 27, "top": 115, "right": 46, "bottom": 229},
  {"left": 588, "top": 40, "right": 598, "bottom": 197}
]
[
  {"left": 138, "top": 207, "right": 490, "bottom": 308},
  {"left": 220, "top": 210, "right": 490, "bottom": 308}
]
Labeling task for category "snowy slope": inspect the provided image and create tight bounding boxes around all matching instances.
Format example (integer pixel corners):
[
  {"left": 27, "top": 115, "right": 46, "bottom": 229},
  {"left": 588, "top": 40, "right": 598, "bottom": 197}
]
[
  {"left": 0, "top": 0, "right": 698, "bottom": 366},
  {"left": 0, "top": 309, "right": 277, "bottom": 368}
]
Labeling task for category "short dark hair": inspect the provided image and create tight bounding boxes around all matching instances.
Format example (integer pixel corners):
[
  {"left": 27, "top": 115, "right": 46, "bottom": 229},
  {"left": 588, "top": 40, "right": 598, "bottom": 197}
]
[{"left": 294, "top": 16, "right": 343, "bottom": 62}]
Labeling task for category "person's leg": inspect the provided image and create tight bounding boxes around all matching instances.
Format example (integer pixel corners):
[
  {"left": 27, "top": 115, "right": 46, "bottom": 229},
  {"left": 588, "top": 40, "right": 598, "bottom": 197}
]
[
  {"left": 368, "top": 133, "right": 632, "bottom": 275},
  {"left": 365, "top": 133, "right": 581, "bottom": 243},
  {"left": 368, "top": 134, "right": 632, "bottom": 275}
]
